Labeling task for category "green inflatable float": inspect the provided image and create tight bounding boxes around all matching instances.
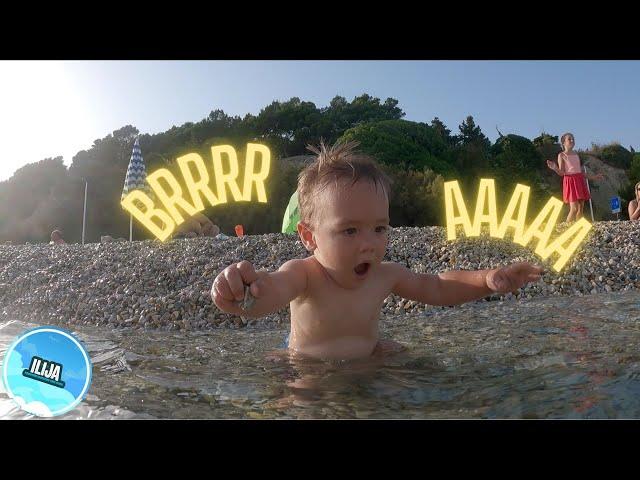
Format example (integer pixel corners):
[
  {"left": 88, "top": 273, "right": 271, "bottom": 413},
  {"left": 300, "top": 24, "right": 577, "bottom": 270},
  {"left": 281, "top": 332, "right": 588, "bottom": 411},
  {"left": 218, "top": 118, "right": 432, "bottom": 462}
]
[{"left": 281, "top": 190, "right": 300, "bottom": 233}]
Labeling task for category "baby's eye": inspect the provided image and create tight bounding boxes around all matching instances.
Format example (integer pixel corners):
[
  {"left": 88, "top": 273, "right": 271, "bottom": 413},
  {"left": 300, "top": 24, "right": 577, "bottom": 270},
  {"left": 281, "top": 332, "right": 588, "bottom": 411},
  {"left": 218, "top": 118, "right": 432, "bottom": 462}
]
[
  {"left": 344, "top": 228, "right": 357, "bottom": 235},
  {"left": 376, "top": 226, "right": 389, "bottom": 233}
]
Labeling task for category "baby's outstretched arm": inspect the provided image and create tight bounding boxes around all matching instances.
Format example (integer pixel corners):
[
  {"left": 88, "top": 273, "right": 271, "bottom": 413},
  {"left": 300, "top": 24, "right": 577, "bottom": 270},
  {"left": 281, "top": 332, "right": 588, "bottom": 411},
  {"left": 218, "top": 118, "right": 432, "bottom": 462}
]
[
  {"left": 388, "top": 261, "right": 544, "bottom": 306},
  {"left": 211, "top": 259, "right": 308, "bottom": 318}
]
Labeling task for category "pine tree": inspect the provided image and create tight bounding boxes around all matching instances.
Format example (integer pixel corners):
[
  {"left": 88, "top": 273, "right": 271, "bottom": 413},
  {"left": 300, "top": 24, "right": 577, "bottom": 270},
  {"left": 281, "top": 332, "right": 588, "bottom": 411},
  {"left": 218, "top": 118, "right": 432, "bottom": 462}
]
[
  {"left": 458, "top": 115, "right": 490, "bottom": 150},
  {"left": 430, "top": 117, "right": 455, "bottom": 146}
]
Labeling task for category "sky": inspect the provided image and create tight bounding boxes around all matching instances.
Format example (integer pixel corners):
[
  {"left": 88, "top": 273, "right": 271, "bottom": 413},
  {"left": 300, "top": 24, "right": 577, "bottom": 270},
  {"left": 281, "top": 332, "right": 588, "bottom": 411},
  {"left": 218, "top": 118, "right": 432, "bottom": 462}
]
[{"left": 1, "top": 60, "right": 639, "bottom": 182}]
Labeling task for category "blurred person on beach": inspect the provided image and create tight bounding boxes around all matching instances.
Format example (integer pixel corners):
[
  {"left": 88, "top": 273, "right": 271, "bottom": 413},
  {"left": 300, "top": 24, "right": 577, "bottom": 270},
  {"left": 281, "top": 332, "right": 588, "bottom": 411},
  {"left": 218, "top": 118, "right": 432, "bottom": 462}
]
[
  {"left": 50, "top": 229, "right": 66, "bottom": 245},
  {"left": 628, "top": 181, "right": 640, "bottom": 220},
  {"left": 173, "top": 212, "right": 220, "bottom": 238},
  {"left": 546, "top": 133, "right": 604, "bottom": 223},
  {"left": 212, "top": 140, "right": 544, "bottom": 361}
]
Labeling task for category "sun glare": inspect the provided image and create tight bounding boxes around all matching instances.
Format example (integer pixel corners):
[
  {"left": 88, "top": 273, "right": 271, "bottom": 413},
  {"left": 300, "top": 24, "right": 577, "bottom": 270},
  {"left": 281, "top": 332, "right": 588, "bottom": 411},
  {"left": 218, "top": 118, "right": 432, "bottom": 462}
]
[{"left": 0, "top": 61, "right": 94, "bottom": 180}]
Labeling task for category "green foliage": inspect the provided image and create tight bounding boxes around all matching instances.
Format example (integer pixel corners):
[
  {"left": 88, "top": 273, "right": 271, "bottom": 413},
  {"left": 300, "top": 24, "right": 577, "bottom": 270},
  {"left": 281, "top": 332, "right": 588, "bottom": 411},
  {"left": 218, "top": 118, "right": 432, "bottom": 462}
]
[
  {"left": 491, "top": 134, "right": 543, "bottom": 171},
  {"left": 629, "top": 153, "right": 640, "bottom": 184},
  {"left": 532, "top": 132, "right": 558, "bottom": 147},
  {"left": 246, "top": 93, "right": 405, "bottom": 158},
  {"left": 339, "top": 119, "right": 458, "bottom": 179},
  {"left": 533, "top": 132, "right": 562, "bottom": 163},
  {"left": 0, "top": 157, "right": 82, "bottom": 243},
  {"left": 3, "top": 92, "right": 636, "bottom": 243},
  {"left": 599, "top": 143, "right": 633, "bottom": 169},
  {"left": 457, "top": 116, "right": 491, "bottom": 151},
  {"left": 381, "top": 164, "right": 445, "bottom": 227},
  {"left": 489, "top": 134, "right": 548, "bottom": 213},
  {"left": 430, "top": 117, "right": 456, "bottom": 147},
  {"left": 445, "top": 116, "right": 492, "bottom": 181}
]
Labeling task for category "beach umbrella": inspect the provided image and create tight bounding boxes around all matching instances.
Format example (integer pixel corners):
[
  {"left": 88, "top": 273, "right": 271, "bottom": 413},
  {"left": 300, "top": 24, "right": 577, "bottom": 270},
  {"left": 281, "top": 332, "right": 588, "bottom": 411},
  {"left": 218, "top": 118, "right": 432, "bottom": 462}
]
[
  {"left": 121, "top": 137, "right": 153, "bottom": 241},
  {"left": 281, "top": 189, "right": 300, "bottom": 234}
]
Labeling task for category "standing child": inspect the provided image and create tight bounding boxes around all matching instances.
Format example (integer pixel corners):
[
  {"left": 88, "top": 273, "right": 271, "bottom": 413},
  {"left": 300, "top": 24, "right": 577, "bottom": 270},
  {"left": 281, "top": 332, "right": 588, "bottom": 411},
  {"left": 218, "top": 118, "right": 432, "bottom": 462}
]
[{"left": 546, "top": 132, "right": 603, "bottom": 223}]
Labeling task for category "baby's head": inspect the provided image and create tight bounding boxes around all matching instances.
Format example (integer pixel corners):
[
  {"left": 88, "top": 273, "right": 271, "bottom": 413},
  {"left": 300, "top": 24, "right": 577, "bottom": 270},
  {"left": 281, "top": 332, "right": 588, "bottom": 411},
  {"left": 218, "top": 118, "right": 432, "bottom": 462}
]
[{"left": 296, "top": 140, "right": 392, "bottom": 289}]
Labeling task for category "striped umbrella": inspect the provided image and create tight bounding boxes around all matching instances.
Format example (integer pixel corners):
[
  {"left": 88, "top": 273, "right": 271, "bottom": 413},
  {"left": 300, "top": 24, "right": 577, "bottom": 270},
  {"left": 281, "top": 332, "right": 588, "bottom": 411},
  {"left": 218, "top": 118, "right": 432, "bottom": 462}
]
[{"left": 122, "top": 137, "right": 153, "bottom": 241}]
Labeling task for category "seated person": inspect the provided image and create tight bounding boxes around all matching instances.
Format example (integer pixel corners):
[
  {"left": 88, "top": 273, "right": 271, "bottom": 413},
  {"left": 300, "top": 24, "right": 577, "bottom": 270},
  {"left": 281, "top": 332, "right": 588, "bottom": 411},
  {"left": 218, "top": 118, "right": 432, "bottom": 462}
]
[
  {"left": 50, "top": 230, "right": 66, "bottom": 245},
  {"left": 173, "top": 212, "right": 220, "bottom": 238},
  {"left": 193, "top": 212, "right": 220, "bottom": 237},
  {"left": 629, "top": 182, "right": 640, "bottom": 220}
]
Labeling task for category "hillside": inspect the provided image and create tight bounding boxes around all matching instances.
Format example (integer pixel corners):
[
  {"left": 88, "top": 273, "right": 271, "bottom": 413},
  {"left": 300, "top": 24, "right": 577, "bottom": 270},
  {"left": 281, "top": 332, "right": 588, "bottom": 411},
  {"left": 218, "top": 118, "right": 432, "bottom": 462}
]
[{"left": 582, "top": 154, "right": 628, "bottom": 220}]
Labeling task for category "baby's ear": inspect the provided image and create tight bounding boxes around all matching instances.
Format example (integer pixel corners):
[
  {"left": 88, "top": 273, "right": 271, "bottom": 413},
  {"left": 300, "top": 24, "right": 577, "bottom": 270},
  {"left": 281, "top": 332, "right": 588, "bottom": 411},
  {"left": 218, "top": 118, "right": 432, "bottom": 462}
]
[{"left": 297, "top": 221, "right": 316, "bottom": 252}]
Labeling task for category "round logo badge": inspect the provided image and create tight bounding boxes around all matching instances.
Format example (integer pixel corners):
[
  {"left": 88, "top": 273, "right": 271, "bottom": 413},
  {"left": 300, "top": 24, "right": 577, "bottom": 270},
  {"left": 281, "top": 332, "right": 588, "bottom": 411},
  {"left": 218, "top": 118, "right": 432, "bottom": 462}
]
[{"left": 1, "top": 326, "right": 92, "bottom": 417}]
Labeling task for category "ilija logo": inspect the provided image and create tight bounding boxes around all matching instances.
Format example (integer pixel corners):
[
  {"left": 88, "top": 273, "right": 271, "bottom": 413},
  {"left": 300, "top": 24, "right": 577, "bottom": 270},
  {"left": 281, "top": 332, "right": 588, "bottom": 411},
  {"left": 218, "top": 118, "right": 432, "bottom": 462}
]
[{"left": 23, "top": 356, "right": 65, "bottom": 388}]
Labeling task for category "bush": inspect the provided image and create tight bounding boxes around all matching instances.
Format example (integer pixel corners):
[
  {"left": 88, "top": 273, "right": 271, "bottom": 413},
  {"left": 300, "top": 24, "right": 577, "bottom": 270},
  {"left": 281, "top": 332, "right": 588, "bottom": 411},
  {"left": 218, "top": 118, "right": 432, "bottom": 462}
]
[
  {"left": 599, "top": 143, "right": 633, "bottom": 169},
  {"left": 340, "top": 120, "right": 458, "bottom": 179},
  {"left": 382, "top": 164, "right": 445, "bottom": 227}
]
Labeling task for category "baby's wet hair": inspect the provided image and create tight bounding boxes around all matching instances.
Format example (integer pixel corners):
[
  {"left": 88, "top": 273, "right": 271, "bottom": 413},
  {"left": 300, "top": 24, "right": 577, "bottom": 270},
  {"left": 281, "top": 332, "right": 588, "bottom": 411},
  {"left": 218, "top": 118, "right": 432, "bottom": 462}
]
[{"left": 297, "top": 140, "right": 392, "bottom": 228}]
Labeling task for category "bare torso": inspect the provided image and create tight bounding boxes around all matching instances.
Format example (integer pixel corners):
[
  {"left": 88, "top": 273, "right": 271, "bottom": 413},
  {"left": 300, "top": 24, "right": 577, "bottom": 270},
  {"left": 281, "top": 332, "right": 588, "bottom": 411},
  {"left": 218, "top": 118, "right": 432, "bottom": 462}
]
[{"left": 288, "top": 256, "right": 398, "bottom": 360}]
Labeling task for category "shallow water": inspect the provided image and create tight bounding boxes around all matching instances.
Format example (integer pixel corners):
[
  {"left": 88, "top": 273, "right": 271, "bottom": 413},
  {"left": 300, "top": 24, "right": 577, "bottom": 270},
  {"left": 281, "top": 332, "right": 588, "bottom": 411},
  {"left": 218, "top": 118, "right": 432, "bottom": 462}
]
[{"left": 2, "top": 290, "right": 640, "bottom": 419}]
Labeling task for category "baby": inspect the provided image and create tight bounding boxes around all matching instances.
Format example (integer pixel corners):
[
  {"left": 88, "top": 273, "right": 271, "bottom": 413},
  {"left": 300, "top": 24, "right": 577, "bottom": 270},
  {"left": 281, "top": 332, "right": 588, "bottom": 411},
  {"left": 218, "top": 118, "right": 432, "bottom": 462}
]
[{"left": 211, "top": 141, "right": 544, "bottom": 361}]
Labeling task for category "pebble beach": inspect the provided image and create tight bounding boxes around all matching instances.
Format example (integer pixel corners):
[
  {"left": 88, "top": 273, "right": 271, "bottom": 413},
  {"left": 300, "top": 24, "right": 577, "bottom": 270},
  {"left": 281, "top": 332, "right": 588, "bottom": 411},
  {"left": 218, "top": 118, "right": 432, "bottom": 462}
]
[{"left": 1, "top": 221, "right": 639, "bottom": 331}]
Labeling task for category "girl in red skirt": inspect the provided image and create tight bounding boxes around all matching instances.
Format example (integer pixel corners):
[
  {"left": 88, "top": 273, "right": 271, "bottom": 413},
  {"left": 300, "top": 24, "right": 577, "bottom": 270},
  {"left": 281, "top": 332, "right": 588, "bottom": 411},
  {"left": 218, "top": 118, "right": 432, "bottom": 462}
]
[{"left": 546, "top": 132, "right": 604, "bottom": 223}]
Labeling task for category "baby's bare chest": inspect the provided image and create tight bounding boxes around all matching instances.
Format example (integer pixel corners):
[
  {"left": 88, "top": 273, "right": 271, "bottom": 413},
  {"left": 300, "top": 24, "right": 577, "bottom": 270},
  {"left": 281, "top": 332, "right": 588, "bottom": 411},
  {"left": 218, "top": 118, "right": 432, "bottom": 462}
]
[{"left": 291, "top": 272, "right": 392, "bottom": 335}]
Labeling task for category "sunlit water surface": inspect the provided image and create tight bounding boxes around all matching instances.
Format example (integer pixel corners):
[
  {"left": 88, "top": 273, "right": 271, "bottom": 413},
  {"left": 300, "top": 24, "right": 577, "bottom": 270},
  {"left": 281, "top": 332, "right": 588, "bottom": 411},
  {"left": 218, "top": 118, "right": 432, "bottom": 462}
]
[{"left": 2, "top": 291, "right": 640, "bottom": 419}]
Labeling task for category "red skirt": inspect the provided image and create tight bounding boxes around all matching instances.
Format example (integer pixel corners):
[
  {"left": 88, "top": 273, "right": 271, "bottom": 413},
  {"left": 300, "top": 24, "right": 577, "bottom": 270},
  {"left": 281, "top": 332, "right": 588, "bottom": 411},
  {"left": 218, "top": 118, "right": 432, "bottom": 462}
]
[{"left": 563, "top": 173, "right": 591, "bottom": 203}]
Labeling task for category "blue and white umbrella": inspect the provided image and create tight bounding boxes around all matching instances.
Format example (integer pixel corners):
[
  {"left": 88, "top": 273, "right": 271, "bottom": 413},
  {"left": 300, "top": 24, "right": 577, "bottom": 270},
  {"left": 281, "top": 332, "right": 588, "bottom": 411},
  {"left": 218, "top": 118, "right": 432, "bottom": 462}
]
[
  {"left": 122, "top": 137, "right": 153, "bottom": 240},
  {"left": 121, "top": 137, "right": 152, "bottom": 201}
]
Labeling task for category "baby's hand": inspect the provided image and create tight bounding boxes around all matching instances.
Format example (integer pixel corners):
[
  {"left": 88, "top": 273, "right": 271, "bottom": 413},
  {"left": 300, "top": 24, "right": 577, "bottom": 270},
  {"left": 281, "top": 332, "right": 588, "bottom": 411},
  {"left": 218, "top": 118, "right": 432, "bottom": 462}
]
[
  {"left": 486, "top": 262, "right": 544, "bottom": 294},
  {"left": 211, "top": 260, "right": 265, "bottom": 313}
]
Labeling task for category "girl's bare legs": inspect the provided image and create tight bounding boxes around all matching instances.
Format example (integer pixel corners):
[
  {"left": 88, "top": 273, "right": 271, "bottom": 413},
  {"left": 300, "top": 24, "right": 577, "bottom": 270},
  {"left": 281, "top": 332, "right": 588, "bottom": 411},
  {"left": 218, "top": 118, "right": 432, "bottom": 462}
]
[
  {"left": 566, "top": 202, "right": 578, "bottom": 223},
  {"left": 576, "top": 201, "right": 584, "bottom": 220}
]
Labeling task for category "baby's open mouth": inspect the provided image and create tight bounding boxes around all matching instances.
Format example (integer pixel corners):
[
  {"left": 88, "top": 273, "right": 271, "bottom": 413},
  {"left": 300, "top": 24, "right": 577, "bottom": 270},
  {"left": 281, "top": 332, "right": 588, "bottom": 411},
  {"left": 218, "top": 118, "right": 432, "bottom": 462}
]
[{"left": 354, "top": 262, "right": 370, "bottom": 275}]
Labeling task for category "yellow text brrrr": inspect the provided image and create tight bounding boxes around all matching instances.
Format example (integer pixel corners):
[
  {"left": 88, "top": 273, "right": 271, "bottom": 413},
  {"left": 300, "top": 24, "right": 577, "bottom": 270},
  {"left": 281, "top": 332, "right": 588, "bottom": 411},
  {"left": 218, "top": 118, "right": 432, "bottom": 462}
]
[{"left": 121, "top": 144, "right": 271, "bottom": 241}]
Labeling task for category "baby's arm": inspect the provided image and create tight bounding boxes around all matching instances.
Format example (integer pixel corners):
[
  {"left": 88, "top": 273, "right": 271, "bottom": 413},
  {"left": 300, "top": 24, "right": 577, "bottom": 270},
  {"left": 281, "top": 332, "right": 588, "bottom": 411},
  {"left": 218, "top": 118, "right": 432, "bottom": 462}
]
[
  {"left": 387, "top": 261, "right": 543, "bottom": 306},
  {"left": 211, "top": 259, "right": 308, "bottom": 318}
]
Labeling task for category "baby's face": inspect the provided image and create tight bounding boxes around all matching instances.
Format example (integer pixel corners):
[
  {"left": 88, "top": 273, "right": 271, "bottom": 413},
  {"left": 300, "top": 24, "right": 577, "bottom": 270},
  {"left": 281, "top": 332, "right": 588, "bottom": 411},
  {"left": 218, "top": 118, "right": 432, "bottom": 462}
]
[{"left": 309, "top": 179, "right": 390, "bottom": 289}]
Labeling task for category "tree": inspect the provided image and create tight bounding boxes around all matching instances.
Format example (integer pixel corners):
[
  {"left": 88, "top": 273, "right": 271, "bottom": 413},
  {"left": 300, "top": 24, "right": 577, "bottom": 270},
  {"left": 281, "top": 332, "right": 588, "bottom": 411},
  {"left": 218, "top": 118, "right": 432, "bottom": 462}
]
[
  {"left": 457, "top": 115, "right": 491, "bottom": 151},
  {"left": 449, "top": 116, "right": 492, "bottom": 180},
  {"left": 339, "top": 119, "right": 457, "bottom": 178},
  {"left": 0, "top": 157, "right": 79, "bottom": 243},
  {"left": 430, "top": 117, "right": 456, "bottom": 146},
  {"left": 532, "top": 132, "right": 559, "bottom": 148},
  {"left": 490, "top": 134, "right": 548, "bottom": 212},
  {"left": 600, "top": 144, "right": 633, "bottom": 169}
]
